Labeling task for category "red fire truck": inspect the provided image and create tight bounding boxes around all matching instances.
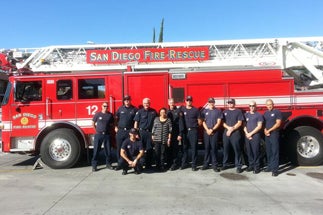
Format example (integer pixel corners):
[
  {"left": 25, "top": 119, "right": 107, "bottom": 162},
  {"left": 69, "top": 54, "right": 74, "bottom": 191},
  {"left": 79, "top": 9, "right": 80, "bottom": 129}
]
[{"left": 1, "top": 37, "right": 323, "bottom": 169}]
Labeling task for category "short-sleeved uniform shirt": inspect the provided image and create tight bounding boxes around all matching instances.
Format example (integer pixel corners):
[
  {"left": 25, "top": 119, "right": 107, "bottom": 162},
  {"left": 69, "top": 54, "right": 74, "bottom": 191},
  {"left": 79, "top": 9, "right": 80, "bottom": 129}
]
[
  {"left": 181, "top": 106, "right": 200, "bottom": 128},
  {"left": 116, "top": 105, "right": 137, "bottom": 129},
  {"left": 201, "top": 108, "right": 222, "bottom": 129},
  {"left": 223, "top": 109, "right": 244, "bottom": 127},
  {"left": 263, "top": 109, "right": 282, "bottom": 130},
  {"left": 245, "top": 112, "right": 263, "bottom": 133},
  {"left": 134, "top": 108, "right": 157, "bottom": 130},
  {"left": 121, "top": 138, "right": 143, "bottom": 158},
  {"left": 92, "top": 111, "right": 114, "bottom": 134}
]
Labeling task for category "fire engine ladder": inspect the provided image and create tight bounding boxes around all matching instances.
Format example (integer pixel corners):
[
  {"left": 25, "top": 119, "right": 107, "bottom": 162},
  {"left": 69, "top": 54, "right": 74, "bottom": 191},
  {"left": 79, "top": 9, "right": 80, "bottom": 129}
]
[
  {"left": 16, "top": 37, "right": 323, "bottom": 86},
  {"left": 283, "top": 41, "right": 323, "bottom": 86}
]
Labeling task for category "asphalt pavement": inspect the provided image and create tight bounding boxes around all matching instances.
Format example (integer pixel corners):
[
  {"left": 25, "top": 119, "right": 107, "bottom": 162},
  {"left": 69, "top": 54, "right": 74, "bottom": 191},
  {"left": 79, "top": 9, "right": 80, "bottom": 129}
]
[{"left": 0, "top": 152, "right": 323, "bottom": 215}]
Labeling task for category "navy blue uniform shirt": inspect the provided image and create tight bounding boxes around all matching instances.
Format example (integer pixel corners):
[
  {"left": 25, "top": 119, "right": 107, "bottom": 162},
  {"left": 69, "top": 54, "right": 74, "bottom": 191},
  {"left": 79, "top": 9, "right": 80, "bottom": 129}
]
[
  {"left": 201, "top": 108, "right": 222, "bottom": 128},
  {"left": 167, "top": 107, "right": 182, "bottom": 133},
  {"left": 121, "top": 138, "right": 143, "bottom": 158},
  {"left": 93, "top": 111, "right": 114, "bottom": 133},
  {"left": 223, "top": 109, "right": 244, "bottom": 126},
  {"left": 116, "top": 105, "right": 137, "bottom": 128},
  {"left": 263, "top": 109, "right": 282, "bottom": 130},
  {"left": 134, "top": 108, "right": 157, "bottom": 130},
  {"left": 181, "top": 106, "right": 200, "bottom": 128},
  {"left": 245, "top": 112, "right": 263, "bottom": 133}
]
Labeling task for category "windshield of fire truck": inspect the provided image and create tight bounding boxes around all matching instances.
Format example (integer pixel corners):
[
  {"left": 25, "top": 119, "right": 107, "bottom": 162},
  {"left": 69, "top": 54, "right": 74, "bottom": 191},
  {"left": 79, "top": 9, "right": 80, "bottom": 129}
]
[
  {"left": 14, "top": 81, "right": 42, "bottom": 102},
  {"left": 1, "top": 82, "right": 10, "bottom": 106},
  {"left": 0, "top": 79, "right": 8, "bottom": 106}
]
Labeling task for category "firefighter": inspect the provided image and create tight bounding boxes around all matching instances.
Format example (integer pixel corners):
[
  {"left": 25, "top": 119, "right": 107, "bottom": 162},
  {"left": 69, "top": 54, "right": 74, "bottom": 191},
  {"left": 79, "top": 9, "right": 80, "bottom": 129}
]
[
  {"left": 200, "top": 97, "right": 222, "bottom": 172},
  {"left": 119, "top": 128, "right": 144, "bottom": 175},
  {"left": 263, "top": 99, "right": 282, "bottom": 177},
  {"left": 91, "top": 102, "right": 115, "bottom": 172},
  {"left": 114, "top": 95, "right": 138, "bottom": 170},
  {"left": 222, "top": 98, "right": 244, "bottom": 173},
  {"left": 243, "top": 101, "right": 263, "bottom": 174},
  {"left": 167, "top": 98, "right": 184, "bottom": 171},
  {"left": 180, "top": 95, "right": 201, "bottom": 171},
  {"left": 134, "top": 98, "right": 157, "bottom": 170}
]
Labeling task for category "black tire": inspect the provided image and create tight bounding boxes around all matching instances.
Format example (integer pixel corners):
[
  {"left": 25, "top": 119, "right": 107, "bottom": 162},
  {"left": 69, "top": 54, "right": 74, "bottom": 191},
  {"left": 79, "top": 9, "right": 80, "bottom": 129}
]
[
  {"left": 286, "top": 126, "right": 323, "bottom": 166},
  {"left": 40, "top": 128, "right": 81, "bottom": 169}
]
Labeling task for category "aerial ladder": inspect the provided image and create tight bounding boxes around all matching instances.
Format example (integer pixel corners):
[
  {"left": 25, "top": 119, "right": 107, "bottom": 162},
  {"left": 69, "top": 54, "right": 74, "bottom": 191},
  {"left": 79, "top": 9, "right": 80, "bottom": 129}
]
[{"left": 3, "top": 37, "right": 323, "bottom": 88}]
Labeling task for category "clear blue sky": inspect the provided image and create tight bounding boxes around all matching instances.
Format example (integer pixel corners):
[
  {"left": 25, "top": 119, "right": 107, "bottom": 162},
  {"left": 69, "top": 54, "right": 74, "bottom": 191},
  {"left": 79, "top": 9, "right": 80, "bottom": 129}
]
[{"left": 1, "top": 0, "right": 323, "bottom": 49}]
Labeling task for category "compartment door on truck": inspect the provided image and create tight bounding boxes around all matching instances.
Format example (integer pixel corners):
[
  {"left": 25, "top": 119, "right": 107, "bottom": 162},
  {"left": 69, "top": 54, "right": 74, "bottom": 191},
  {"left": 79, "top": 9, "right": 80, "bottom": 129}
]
[{"left": 124, "top": 72, "right": 169, "bottom": 109}]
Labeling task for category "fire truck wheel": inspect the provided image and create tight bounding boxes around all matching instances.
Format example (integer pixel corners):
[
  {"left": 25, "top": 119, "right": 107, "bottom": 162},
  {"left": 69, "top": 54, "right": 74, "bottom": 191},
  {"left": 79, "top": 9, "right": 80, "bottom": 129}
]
[
  {"left": 40, "top": 128, "right": 81, "bottom": 169},
  {"left": 287, "top": 126, "right": 323, "bottom": 166}
]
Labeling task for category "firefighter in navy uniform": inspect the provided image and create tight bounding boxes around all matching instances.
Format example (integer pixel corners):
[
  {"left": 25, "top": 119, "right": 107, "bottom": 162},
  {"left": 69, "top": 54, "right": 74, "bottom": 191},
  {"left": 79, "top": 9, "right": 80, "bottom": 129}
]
[
  {"left": 222, "top": 98, "right": 244, "bottom": 173},
  {"left": 243, "top": 101, "right": 263, "bottom": 174},
  {"left": 114, "top": 95, "right": 137, "bottom": 169},
  {"left": 167, "top": 98, "right": 184, "bottom": 171},
  {"left": 200, "top": 97, "right": 222, "bottom": 172},
  {"left": 119, "top": 128, "right": 144, "bottom": 175},
  {"left": 180, "top": 96, "right": 201, "bottom": 171},
  {"left": 91, "top": 102, "right": 115, "bottom": 172},
  {"left": 134, "top": 98, "right": 157, "bottom": 170},
  {"left": 263, "top": 99, "right": 282, "bottom": 177}
]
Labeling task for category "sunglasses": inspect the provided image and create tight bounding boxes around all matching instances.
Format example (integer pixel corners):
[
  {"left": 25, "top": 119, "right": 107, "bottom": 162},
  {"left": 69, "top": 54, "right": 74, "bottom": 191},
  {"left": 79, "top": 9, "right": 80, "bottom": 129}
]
[
  {"left": 103, "top": 105, "right": 108, "bottom": 107},
  {"left": 249, "top": 105, "right": 256, "bottom": 107}
]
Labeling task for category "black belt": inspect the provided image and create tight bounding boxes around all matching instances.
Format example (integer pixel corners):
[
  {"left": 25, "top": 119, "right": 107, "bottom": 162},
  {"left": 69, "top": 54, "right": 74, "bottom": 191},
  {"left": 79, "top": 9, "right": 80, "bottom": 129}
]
[
  {"left": 140, "top": 128, "right": 151, "bottom": 132},
  {"left": 187, "top": 127, "right": 197, "bottom": 131},
  {"left": 118, "top": 127, "right": 131, "bottom": 130}
]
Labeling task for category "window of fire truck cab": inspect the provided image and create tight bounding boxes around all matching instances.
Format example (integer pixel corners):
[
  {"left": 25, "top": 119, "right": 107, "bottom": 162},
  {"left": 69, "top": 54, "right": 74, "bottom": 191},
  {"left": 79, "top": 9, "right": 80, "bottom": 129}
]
[
  {"left": 15, "top": 81, "right": 42, "bottom": 102},
  {"left": 57, "top": 80, "right": 72, "bottom": 100},
  {"left": 78, "top": 78, "right": 105, "bottom": 99}
]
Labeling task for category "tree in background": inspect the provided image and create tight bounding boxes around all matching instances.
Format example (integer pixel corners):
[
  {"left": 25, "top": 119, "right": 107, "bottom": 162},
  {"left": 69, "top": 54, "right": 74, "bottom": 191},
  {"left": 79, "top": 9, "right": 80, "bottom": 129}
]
[
  {"left": 153, "top": 28, "right": 156, "bottom": 43},
  {"left": 158, "top": 18, "right": 164, "bottom": 42},
  {"left": 152, "top": 18, "right": 164, "bottom": 43}
]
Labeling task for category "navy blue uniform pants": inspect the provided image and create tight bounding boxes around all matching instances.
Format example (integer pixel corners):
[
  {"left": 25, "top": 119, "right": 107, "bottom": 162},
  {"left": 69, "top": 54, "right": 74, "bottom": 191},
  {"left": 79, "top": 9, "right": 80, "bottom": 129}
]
[
  {"left": 116, "top": 129, "right": 130, "bottom": 161},
  {"left": 222, "top": 130, "right": 242, "bottom": 168},
  {"left": 203, "top": 132, "right": 219, "bottom": 168},
  {"left": 169, "top": 134, "right": 180, "bottom": 167},
  {"left": 265, "top": 131, "right": 280, "bottom": 173},
  {"left": 245, "top": 133, "right": 261, "bottom": 170},
  {"left": 182, "top": 128, "right": 198, "bottom": 168},
  {"left": 92, "top": 133, "right": 111, "bottom": 168},
  {"left": 139, "top": 130, "right": 154, "bottom": 168},
  {"left": 118, "top": 156, "right": 143, "bottom": 172}
]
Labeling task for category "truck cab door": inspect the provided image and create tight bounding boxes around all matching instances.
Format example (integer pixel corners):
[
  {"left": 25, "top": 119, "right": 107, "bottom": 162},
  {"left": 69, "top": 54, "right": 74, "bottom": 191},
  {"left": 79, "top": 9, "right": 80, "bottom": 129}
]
[{"left": 10, "top": 80, "right": 45, "bottom": 150}]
